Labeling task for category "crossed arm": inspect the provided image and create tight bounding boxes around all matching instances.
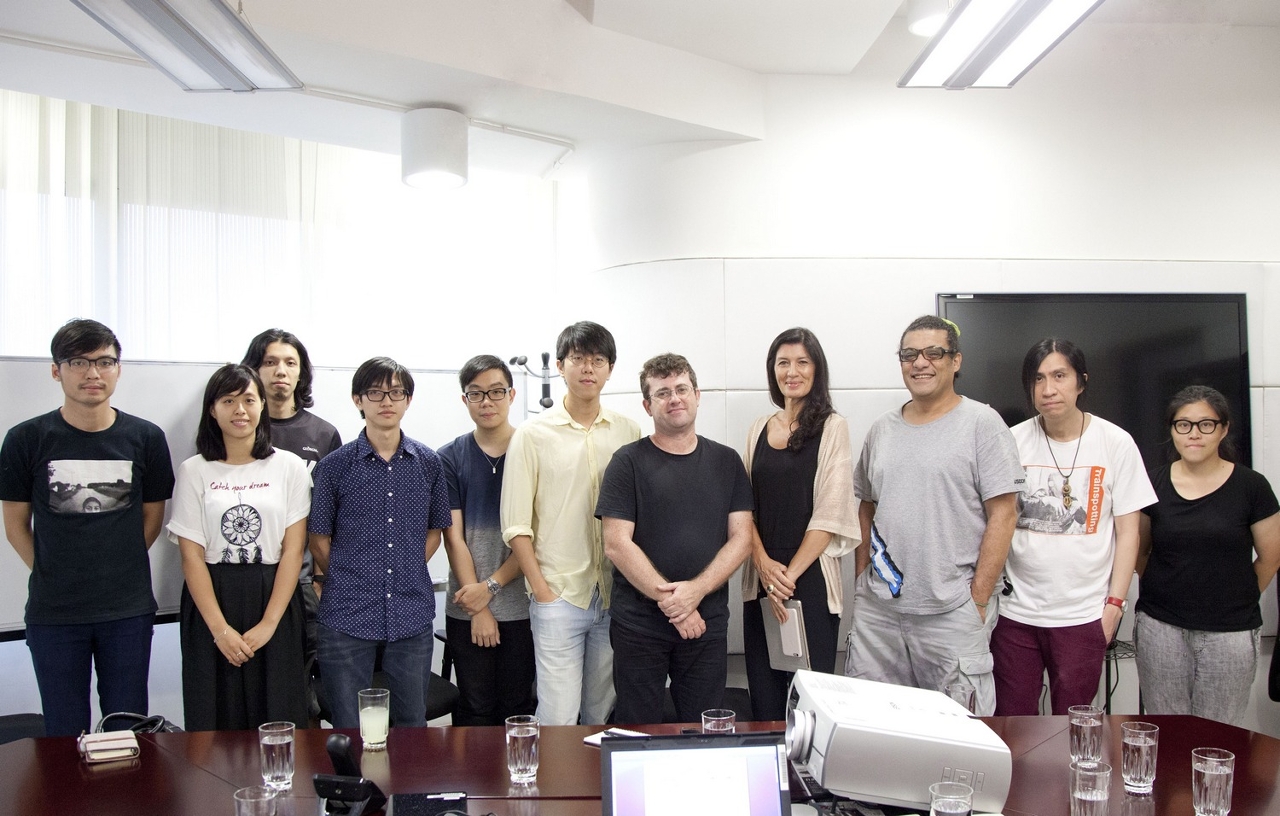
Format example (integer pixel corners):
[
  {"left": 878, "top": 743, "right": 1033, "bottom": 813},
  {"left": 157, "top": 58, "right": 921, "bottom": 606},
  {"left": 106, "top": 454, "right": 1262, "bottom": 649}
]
[{"left": 602, "top": 510, "right": 753, "bottom": 640}]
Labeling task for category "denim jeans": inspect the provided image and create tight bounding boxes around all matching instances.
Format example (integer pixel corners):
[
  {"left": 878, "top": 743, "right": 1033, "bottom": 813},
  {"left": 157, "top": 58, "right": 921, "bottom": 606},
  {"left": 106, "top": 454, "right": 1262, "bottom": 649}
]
[
  {"left": 317, "top": 624, "right": 433, "bottom": 729},
  {"left": 528, "top": 589, "right": 614, "bottom": 725},
  {"left": 25, "top": 613, "right": 154, "bottom": 737},
  {"left": 1134, "top": 610, "right": 1259, "bottom": 727}
]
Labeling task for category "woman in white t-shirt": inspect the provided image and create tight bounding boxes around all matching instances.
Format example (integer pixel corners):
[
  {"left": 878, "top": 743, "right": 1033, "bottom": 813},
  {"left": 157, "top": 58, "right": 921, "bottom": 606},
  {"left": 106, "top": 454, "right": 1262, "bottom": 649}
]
[
  {"left": 991, "top": 339, "right": 1156, "bottom": 715},
  {"left": 167, "top": 364, "right": 311, "bottom": 730}
]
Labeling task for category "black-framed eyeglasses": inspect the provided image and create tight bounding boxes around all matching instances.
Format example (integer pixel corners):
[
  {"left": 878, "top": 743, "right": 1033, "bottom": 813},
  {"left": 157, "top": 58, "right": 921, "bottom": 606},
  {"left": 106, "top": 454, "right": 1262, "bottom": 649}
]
[
  {"left": 1172, "top": 419, "right": 1223, "bottom": 435},
  {"left": 363, "top": 388, "right": 409, "bottom": 402},
  {"left": 465, "top": 387, "right": 511, "bottom": 403},
  {"left": 62, "top": 356, "right": 119, "bottom": 371},
  {"left": 897, "top": 346, "right": 955, "bottom": 363}
]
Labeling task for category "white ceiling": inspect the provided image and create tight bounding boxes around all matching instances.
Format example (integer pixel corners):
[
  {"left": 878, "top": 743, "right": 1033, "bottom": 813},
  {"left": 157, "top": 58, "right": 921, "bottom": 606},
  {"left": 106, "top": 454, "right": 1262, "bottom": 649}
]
[{"left": 0, "top": 0, "right": 1276, "bottom": 175}]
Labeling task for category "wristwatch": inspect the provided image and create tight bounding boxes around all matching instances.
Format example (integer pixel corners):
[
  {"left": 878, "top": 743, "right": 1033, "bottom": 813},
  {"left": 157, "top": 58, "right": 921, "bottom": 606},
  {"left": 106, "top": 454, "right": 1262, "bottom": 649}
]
[
  {"left": 486, "top": 578, "right": 502, "bottom": 596},
  {"left": 1105, "top": 596, "right": 1127, "bottom": 612}
]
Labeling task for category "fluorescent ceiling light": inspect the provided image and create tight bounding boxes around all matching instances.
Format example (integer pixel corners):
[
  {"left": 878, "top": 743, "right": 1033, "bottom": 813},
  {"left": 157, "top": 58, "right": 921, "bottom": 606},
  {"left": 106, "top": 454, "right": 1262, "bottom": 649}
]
[
  {"left": 69, "top": 0, "right": 301, "bottom": 92},
  {"left": 899, "top": 0, "right": 1107, "bottom": 89}
]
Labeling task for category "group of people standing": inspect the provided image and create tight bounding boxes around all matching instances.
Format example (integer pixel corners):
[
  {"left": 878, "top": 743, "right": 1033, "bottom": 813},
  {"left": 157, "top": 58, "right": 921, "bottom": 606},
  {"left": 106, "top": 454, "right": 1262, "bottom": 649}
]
[{"left": 1, "top": 315, "right": 1277, "bottom": 739}]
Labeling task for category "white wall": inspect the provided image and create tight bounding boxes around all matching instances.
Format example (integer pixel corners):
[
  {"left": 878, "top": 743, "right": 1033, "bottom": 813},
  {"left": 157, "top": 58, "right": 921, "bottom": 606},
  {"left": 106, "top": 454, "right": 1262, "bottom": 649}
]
[{"left": 567, "top": 19, "right": 1280, "bottom": 737}]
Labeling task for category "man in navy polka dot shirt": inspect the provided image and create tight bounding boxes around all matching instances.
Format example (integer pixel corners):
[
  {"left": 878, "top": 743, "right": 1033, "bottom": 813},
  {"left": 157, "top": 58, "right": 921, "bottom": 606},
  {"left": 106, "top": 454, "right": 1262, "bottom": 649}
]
[{"left": 308, "top": 357, "right": 452, "bottom": 729}]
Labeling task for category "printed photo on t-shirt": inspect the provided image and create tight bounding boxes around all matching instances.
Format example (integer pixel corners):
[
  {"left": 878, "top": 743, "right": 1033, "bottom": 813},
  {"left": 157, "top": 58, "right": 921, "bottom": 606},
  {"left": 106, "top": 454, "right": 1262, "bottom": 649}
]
[
  {"left": 1016, "top": 464, "right": 1106, "bottom": 536},
  {"left": 46, "top": 459, "right": 132, "bottom": 515}
]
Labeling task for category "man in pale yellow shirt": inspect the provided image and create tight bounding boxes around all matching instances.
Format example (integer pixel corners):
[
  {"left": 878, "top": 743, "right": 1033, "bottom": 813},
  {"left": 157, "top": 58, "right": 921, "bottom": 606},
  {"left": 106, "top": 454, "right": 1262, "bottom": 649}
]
[{"left": 501, "top": 321, "right": 641, "bottom": 725}]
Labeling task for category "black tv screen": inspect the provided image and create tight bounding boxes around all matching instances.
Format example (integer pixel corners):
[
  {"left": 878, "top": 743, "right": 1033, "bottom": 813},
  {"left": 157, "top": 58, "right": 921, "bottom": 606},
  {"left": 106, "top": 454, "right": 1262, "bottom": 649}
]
[{"left": 937, "top": 293, "right": 1250, "bottom": 469}]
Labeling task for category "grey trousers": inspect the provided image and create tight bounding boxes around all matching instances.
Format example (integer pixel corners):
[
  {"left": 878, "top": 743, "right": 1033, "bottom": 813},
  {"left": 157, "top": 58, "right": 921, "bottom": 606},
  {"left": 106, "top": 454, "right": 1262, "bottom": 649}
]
[
  {"left": 1133, "top": 610, "right": 1259, "bottom": 728},
  {"left": 844, "top": 570, "right": 1000, "bottom": 716}
]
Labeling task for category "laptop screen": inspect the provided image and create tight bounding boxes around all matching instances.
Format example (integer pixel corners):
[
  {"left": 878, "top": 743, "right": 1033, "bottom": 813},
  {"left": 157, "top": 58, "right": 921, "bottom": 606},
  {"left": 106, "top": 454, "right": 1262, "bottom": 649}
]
[{"left": 601, "top": 732, "right": 790, "bottom": 816}]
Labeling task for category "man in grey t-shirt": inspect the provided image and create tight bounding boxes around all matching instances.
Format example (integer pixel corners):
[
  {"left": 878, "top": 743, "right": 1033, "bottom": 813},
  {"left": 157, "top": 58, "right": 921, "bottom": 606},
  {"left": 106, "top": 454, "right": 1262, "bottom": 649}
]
[{"left": 844, "top": 315, "right": 1023, "bottom": 716}]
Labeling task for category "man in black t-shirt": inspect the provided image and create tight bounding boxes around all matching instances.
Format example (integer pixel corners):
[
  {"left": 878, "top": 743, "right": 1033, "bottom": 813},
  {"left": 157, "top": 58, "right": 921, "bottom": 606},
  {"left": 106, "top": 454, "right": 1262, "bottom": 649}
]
[
  {"left": 596, "top": 354, "right": 753, "bottom": 724},
  {"left": 242, "top": 329, "right": 342, "bottom": 722},
  {"left": 0, "top": 319, "right": 175, "bottom": 736}
]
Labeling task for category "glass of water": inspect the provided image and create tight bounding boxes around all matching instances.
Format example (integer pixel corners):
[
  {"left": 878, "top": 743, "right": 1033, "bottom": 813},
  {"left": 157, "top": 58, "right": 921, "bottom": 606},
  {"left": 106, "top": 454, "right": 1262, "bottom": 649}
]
[
  {"left": 1068, "top": 704, "right": 1103, "bottom": 765},
  {"left": 1070, "top": 760, "right": 1111, "bottom": 816},
  {"left": 701, "top": 708, "right": 736, "bottom": 734},
  {"left": 929, "top": 781, "right": 973, "bottom": 816},
  {"left": 258, "top": 721, "right": 294, "bottom": 791},
  {"left": 1121, "top": 722, "right": 1159, "bottom": 794},
  {"left": 1191, "top": 747, "right": 1234, "bottom": 816},
  {"left": 506, "top": 714, "right": 540, "bottom": 784},
  {"left": 359, "top": 688, "right": 391, "bottom": 751}
]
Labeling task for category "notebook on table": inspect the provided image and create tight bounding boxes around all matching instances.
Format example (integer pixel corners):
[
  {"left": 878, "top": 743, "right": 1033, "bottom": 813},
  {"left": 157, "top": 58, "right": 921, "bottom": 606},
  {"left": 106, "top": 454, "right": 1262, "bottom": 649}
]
[{"left": 601, "top": 731, "right": 791, "bottom": 816}]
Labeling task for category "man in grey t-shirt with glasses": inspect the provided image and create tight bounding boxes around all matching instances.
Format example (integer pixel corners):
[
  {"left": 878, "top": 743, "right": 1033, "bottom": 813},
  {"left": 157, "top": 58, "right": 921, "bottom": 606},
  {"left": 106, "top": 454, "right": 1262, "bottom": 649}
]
[{"left": 844, "top": 315, "right": 1023, "bottom": 716}]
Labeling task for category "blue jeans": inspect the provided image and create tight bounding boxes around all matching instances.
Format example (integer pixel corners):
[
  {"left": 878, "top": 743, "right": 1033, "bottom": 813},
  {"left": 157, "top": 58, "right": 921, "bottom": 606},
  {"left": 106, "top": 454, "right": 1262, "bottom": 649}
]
[
  {"left": 25, "top": 613, "right": 155, "bottom": 737},
  {"left": 528, "top": 590, "right": 614, "bottom": 725},
  {"left": 317, "top": 624, "right": 433, "bottom": 729}
]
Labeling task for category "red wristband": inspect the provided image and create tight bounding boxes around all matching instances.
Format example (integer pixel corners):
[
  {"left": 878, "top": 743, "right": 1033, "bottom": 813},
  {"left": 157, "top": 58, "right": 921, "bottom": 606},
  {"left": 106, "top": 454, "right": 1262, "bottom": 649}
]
[{"left": 1104, "top": 596, "right": 1126, "bottom": 611}]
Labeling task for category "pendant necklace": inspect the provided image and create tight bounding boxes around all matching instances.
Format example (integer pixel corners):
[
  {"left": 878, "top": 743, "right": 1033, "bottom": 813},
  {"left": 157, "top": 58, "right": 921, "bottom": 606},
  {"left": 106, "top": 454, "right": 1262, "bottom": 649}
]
[
  {"left": 481, "top": 452, "right": 501, "bottom": 475},
  {"left": 1043, "top": 412, "right": 1086, "bottom": 510}
]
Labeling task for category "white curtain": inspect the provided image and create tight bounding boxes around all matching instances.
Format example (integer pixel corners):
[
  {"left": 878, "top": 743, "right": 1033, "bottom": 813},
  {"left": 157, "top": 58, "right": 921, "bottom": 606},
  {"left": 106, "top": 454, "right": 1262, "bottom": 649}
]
[{"left": 0, "top": 89, "right": 558, "bottom": 368}]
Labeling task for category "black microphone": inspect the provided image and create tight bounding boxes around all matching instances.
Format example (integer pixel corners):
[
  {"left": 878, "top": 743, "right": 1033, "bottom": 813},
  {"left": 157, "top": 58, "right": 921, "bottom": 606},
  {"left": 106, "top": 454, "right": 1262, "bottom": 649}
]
[
  {"left": 539, "top": 351, "right": 554, "bottom": 408},
  {"left": 326, "top": 733, "right": 362, "bottom": 778}
]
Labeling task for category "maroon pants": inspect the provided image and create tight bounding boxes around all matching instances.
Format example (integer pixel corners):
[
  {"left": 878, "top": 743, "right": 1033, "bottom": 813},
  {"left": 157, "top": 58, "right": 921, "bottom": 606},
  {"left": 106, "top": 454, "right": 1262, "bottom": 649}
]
[{"left": 991, "top": 615, "right": 1108, "bottom": 715}]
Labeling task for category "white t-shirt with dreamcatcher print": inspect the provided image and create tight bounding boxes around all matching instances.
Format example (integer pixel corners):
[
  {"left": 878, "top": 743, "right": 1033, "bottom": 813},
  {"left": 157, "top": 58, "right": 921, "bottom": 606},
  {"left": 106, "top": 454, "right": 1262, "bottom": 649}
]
[{"left": 167, "top": 449, "right": 311, "bottom": 565}]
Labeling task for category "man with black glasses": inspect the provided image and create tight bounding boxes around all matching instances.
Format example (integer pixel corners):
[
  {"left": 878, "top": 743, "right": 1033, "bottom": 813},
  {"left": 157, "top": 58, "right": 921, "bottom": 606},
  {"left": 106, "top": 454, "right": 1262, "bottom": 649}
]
[
  {"left": 1, "top": 319, "right": 175, "bottom": 736},
  {"left": 439, "top": 355, "right": 535, "bottom": 725},
  {"left": 844, "top": 315, "right": 1022, "bottom": 716},
  {"left": 308, "top": 357, "right": 451, "bottom": 729}
]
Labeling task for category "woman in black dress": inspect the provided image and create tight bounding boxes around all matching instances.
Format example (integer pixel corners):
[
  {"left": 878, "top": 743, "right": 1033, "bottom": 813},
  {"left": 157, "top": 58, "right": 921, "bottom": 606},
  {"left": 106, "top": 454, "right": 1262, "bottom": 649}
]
[{"left": 742, "top": 328, "right": 858, "bottom": 721}]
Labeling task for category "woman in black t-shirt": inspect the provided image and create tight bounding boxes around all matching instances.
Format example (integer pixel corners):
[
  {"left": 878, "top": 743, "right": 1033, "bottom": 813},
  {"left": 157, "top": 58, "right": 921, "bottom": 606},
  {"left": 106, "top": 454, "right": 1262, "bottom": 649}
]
[{"left": 1135, "top": 385, "right": 1280, "bottom": 726}]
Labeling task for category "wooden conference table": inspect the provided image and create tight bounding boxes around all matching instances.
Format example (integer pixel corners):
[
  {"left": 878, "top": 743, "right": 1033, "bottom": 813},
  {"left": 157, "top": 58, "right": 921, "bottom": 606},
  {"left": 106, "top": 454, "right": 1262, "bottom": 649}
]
[{"left": 0, "top": 715, "right": 1276, "bottom": 816}]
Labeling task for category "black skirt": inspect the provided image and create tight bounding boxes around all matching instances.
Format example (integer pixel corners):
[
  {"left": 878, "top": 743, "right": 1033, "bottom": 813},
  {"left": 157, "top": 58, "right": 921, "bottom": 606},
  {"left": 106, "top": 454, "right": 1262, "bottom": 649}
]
[{"left": 180, "top": 562, "right": 308, "bottom": 731}]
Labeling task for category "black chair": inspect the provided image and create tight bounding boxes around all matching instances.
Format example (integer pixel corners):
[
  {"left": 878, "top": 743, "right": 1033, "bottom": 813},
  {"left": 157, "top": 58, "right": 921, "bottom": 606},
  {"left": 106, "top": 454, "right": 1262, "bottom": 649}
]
[{"left": 0, "top": 713, "right": 45, "bottom": 744}]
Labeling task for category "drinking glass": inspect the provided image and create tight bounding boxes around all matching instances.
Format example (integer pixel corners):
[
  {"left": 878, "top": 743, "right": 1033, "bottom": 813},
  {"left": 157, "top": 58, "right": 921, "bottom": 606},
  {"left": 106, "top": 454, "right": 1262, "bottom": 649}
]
[
  {"left": 945, "top": 683, "right": 976, "bottom": 714},
  {"left": 358, "top": 688, "right": 391, "bottom": 751},
  {"left": 701, "top": 708, "right": 736, "bottom": 734},
  {"left": 258, "top": 721, "right": 295, "bottom": 791},
  {"left": 1120, "top": 722, "right": 1158, "bottom": 794},
  {"left": 1068, "top": 704, "right": 1103, "bottom": 765},
  {"left": 506, "top": 714, "right": 539, "bottom": 784},
  {"left": 1070, "top": 760, "right": 1111, "bottom": 816},
  {"left": 1192, "top": 747, "right": 1234, "bottom": 816},
  {"left": 234, "top": 785, "right": 276, "bottom": 816},
  {"left": 929, "top": 781, "right": 973, "bottom": 816}
]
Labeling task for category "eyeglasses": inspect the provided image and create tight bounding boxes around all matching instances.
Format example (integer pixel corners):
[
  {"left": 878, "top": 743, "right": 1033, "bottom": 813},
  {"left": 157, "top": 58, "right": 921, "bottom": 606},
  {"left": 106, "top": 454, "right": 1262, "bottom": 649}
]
[
  {"left": 648, "top": 384, "right": 695, "bottom": 402},
  {"left": 1173, "top": 419, "right": 1223, "bottom": 435},
  {"left": 464, "top": 387, "right": 511, "bottom": 403},
  {"left": 62, "top": 356, "right": 119, "bottom": 371},
  {"left": 565, "top": 353, "right": 610, "bottom": 369},
  {"left": 897, "top": 346, "right": 955, "bottom": 363},
  {"left": 362, "top": 388, "right": 409, "bottom": 402}
]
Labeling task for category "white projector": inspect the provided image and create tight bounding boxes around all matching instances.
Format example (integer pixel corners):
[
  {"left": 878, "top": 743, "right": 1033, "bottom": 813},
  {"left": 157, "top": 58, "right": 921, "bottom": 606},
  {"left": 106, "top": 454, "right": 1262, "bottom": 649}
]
[{"left": 785, "top": 670, "right": 1012, "bottom": 812}]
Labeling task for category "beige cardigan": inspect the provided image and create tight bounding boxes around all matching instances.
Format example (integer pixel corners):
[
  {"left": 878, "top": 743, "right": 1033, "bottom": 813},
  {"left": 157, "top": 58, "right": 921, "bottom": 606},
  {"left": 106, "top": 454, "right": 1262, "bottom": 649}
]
[{"left": 741, "top": 412, "right": 860, "bottom": 615}]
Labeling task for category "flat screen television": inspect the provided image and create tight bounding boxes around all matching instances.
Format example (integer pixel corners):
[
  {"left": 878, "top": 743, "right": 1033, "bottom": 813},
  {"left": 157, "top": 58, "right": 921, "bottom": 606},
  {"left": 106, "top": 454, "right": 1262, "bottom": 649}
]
[{"left": 937, "top": 293, "right": 1250, "bottom": 469}]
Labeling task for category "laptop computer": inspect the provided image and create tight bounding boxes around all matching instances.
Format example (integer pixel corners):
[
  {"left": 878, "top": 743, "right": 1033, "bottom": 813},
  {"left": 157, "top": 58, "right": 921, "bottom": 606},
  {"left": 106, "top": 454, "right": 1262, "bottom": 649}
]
[{"left": 601, "top": 731, "right": 791, "bottom": 816}]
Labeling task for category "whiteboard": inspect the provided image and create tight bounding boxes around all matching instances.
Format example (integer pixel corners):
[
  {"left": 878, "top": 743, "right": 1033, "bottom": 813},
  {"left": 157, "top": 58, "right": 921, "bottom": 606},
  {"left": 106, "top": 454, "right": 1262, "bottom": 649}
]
[{"left": 0, "top": 356, "right": 530, "bottom": 633}]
